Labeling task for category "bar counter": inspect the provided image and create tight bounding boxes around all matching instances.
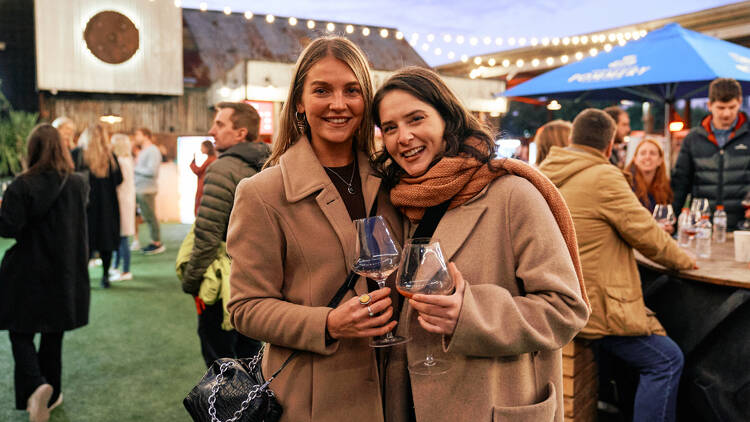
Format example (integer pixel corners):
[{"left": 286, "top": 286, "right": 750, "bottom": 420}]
[{"left": 635, "top": 233, "right": 750, "bottom": 421}]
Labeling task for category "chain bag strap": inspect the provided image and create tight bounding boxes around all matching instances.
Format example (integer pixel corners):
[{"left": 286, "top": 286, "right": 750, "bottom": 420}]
[{"left": 185, "top": 198, "right": 381, "bottom": 422}]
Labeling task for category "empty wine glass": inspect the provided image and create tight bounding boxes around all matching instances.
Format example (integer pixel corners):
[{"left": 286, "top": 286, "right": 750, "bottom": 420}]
[
  {"left": 352, "top": 216, "right": 408, "bottom": 347},
  {"left": 691, "top": 197, "right": 710, "bottom": 218},
  {"left": 653, "top": 204, "right": 676, "bottom": 230},
  {"left": 739, "top": 192, "right": 750, "bottom": 231},
  {"left": 396, "top": 238, "right": 454, "bottom": 375}
]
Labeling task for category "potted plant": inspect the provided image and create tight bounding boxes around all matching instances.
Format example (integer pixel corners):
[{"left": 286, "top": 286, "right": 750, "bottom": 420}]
[{"left": 0, "top": 80, "right": 38, "bottom": 180}]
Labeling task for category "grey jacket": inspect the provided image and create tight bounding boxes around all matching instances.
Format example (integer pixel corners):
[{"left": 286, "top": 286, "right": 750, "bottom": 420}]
[{"left": 181, "top": 141, "right": 271, "bottom": 294}]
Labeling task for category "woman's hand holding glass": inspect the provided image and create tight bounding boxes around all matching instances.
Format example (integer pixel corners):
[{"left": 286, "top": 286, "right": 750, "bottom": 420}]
[
  {"left": 409, "top": 262, "right": 466, "bottom": 336},
  {"left": 326, "top": 287, "right": 396, "bottom": 340}
]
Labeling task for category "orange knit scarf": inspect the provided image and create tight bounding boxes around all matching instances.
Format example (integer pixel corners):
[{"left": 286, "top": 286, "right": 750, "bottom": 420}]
[{"left": 390, "top": 154, "right": 590, "bottom": 309}]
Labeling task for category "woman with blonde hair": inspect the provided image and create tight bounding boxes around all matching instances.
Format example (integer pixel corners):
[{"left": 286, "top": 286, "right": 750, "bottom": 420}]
[
  {"left": 72, "top": 124, "right": 122, "bottom": 288},
  {"left": 109, "top": 134, "right": 135, "bottom": 282},
  {"left": 226, "top": 36, "right": 402, "bottom": 421},
  {"left": 625, "top": 138, "right": 673, "bottom": 214},
  {"left": 535, "top": 120, "right": 572, "bottom": 166},
  {"left": 371, "top": 67, "right": 589, "bottom": 421}
]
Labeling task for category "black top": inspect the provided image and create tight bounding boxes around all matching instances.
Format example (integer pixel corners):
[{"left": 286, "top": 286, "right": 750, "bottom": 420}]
[{"left": 324, "top": 160, "right": 366, "bottom": 221}]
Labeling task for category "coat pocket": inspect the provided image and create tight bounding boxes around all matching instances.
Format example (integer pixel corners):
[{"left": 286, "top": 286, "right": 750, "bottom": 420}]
[
  {"left": 603, "top": 286, "right": 650, "bottom": 336},
  {"left": 491, "top": 382, "right": 557, "bottom": 422}
]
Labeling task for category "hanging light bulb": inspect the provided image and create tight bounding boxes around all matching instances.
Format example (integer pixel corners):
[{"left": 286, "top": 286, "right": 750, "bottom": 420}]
[
  {"left": 326, "top": 23, "right": 335, "bottom": 32},
  {"left": 362, "top": 27, "right": 370, "bottom": 36},
  {"left": 395, "top": 31, "right": 403, "bottom": 40},
  {"left": 199, "top": 2, "right": 207, "bottom": 11},
  {"left": 244, "top": 11, "right": 253, "bottom": 20},
  {"left": 460, "top": 54, "right": 469, "bottom": 63},
  {"left": 288, "top": 17, "right": 297, "bottom": 26},
  {"left": 516, "top": 58, "right": 524, "bottom": 67},
  {"left": 488, "top": 58, "right": 496, "bottom": 66},
  {"left": 474, "top": 56, "right": 482, "bottom": 65},
  {"left": 560, "top": 55, "right": 569, "bottom": 63},
  {"left": 502, "top": 59, "right": 510, "bottom": 67},
  {"left": 307, "top": 20, "right": 315, "bottom": 29},
  {"left": 380, "top": 29, "right": 389, "bottom": 38},
  {"left": 223, "top": 6, "right": 231, "bottom": 15},
  {"left": 265, "top": 14, "right": 275, "bottom": 23}
]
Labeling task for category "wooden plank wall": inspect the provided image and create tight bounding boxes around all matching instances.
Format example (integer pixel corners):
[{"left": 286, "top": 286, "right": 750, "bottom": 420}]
[{"left": 39, "top": 88, "right": 213, "bottom": 137}]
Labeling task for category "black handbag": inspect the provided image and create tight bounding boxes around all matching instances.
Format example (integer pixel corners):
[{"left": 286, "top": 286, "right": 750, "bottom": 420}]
[{"left": 184, "top": 202, "right": 382, "bottom": 422}]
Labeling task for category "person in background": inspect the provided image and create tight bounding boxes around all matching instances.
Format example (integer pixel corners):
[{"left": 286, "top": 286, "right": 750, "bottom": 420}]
[
  {"left": 109, "top": 133, "right": 135, "bottom": 282},
  {"left": 535, "top": 119, "right": 572, "bottom": 166},
  {"left": 372, "top": 66, "right": 589, "bottom": 422},
  {"left": 51, "top": 117, "right": 77, "bottom": 151},
  {"left": 73, "top": 124, "right": 122, "bottom": 288},
  {"left": 133, "top": 128, "right": 164, "bottom": 254},
  {"left": 226, "top": 37, "right": 402, "bottom": 422},
  {"left": 0, "top": 124, "right": 89, "bottom": 422},
  {"left": 189, "top": 140, "right": 217, "bottom": 216},
  {"left": 671, "top": 77, "right": 750, "bottom": 229},
  {"left": 604, "top": 106, "right": 630, "bottom": 168},
  {"left": 540, "top": 109, "right": 695, "bottom": 422},
  {"left": 181, "top": 102, "right": 268, "bottom": 368},
  {"left": 625, "top": 138, "right": 673, "bottom": 217}
]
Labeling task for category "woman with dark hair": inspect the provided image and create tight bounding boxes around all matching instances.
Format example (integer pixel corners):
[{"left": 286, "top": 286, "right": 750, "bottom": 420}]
[
  {"left": 73, "top": 124, "right": 122, "bottom": 288},
  {"left": 626, "top": 139, "right": 673, "bottom": 212},
  {"left": 226, "top": 36, "right": 402, "bottom": 421},
  {"left": 189, "top": 140, "right": 217, "bottom": 216},
  {"left": 0, "top": 124, "right": 89, "bottom": 422},
  {"left": 371, "top": 67, "right": 590, "bottom": 422}
]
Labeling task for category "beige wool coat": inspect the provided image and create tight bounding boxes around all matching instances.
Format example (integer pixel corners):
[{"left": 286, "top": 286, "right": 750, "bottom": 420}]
[
  {"left": 226, "top": 138, "right": 403, "bottom": 422},
  {"left": 385, "top": 175, "right": 590, "bottom": 422},
  {"left": 539, "top": 145, "right": 694, "bottom": 339}
]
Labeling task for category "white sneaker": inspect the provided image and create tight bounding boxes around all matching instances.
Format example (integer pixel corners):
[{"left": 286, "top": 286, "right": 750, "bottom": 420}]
[
  {"left": 88, "top": 258, "right": 102, "bottom": 267},
  {"left": 112, "top": 272, "right": 133, "bottom": 282},
  {"left": 27, "top": 383, "right": 52, "bottom": 422},
  {"left": 48, "top": 392, "right": 63, "bottom": 412},
  {"left": 130, "top": 239, "right": 141, "bottom": 251},
  {"left": 108, "top": 268, "right": 121, "bottom": 278}
]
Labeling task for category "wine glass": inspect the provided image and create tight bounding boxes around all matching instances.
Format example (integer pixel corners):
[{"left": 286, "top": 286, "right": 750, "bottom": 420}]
[
  {"left": 739, "top": 192, "right": 750, "bottom": 231},
  {"left": 352, "top": 216, "right": 408, "bottom": 347},
  {"left": 396, "top": 238, "right": 454, "bottom": 375},
  {"left": 691, "top": 197, "right": 710, "bottom": 218},
  {"left": 652, "top": 204, "right": 676, "bottom": 231}
]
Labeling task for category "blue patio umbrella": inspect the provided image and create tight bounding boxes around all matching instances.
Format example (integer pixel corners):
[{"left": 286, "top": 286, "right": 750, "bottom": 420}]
[{"left": 503, "top": 23, "right": 750, "bottom": 102}]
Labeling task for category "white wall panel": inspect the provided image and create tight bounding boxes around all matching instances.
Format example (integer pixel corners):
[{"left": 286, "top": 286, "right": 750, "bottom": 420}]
[{"left": 35, "top": 0, "right": 182, "bottom": 95}]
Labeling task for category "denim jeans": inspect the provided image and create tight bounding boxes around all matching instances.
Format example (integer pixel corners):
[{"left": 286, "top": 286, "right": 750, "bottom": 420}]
[
  {"left": 594, "top": 335, "right": 684, "bottom": 422},
  {"left": 113, "top": 236, "right": 130, "bottom": 273},
  {"left": 136, "top": 192, "right": 160, "bottom": 243}
]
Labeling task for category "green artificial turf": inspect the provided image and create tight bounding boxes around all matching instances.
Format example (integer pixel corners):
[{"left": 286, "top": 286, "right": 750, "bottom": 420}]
[{"left": 0, "top": 223, "right": 207, "bottom": 421}]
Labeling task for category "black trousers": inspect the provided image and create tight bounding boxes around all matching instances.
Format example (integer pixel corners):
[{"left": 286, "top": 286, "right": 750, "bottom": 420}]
[
  {"left": 9, "top": 331, "right": 64, "bottom": 410},
  {"left": 197, "top": 299, "right": 262, "bottom": 367}
]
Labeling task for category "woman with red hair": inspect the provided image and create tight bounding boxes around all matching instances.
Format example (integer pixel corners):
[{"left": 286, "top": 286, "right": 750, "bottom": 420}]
[{"left": 625, "top": 138, "right": 674, "bottom": 231}]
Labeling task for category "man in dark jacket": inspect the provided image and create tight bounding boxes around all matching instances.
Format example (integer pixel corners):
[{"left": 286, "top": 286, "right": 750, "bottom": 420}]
[
  {"left": 672, "top": 78, "right": 750, "bottom": 229},
  {"left": 182, "top": 102, "right": 269, "bottom": 366}
]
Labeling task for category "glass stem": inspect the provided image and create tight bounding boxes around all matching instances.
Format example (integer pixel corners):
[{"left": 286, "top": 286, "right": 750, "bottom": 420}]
[{"left": 376, "top": 278, "right": 396, "bottom": 340}]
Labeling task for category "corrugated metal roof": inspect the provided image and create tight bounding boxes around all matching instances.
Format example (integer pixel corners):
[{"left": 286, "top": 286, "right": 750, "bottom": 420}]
[{"left": 183, "top": 9, "right": 428, "bottom": 87}]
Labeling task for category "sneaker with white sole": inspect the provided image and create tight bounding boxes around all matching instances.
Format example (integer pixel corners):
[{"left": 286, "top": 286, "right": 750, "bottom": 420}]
[
  {"left": 112, "top": 272, "right": 132, "bottom": 282},
  {"left": 27, "top": 383, "right": 52, "bottom": 422},
  {"left": 48, "top": 392, "right": 63, "bottom": 412},
  {"left": 129, "top": 240, "right": 141, "bottom": 251},
  {"left": 108, "top": 269, "right": 121, "bottom": 280},
  {"left": 142, "top": 243, "right": 166, "bottom": 255}
]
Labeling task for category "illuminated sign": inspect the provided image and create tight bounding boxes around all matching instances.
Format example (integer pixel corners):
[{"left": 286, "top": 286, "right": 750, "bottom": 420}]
[
  {"left": 244, "top": 100, "right": 274, "bottom": 135},
  {"left": 567, "top": 55, "right": 650, "bottom": 84}
]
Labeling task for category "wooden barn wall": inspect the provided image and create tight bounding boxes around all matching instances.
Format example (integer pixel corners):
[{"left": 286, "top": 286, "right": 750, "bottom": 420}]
[{"left": 39, "top": 89, "right": 213, "bottom": 136}]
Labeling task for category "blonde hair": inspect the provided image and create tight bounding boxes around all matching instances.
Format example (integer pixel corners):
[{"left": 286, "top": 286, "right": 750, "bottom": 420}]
[
  {"left": 535, "top": 120, "right": 572, "bottom": 165},
  {"left": 264, "top": 36, "right": 374, "bottom": 168},
  {"left": 111, "top": 133, "right": 132, "bottom": 158},
  {"left": 80, "top": 124, "right": 116, "bottom": 178}
]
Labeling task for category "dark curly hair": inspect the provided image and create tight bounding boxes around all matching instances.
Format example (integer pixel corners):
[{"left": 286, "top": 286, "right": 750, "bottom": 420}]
[{"left": 371, "top": 66, "right": 496, "bottom": 188}]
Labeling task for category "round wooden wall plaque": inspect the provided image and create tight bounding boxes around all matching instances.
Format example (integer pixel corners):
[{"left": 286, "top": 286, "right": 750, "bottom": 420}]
[{"left": 83, "top": 11, "right": 140, "bottom": 64}]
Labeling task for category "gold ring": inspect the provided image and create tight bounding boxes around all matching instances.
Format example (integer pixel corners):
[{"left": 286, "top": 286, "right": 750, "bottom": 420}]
[
  {"left": 358, "top": 294, "right": 372, "bottom": 306},
  {"left": 367, "top": 306, "right": 375, "bottom": 317}
]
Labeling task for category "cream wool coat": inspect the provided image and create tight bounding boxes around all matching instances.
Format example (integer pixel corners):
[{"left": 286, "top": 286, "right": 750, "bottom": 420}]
[
  {"left": 385, "top": 175, "right": 590, "bottom": 422},
  {"left": 226, "top": 138, "right": 403, "bottom": 422}
]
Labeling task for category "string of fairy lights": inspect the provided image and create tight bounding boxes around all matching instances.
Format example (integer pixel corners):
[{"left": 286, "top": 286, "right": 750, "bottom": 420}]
[{"left": 166, "top": 1, "right": 649, "bottom": 77}]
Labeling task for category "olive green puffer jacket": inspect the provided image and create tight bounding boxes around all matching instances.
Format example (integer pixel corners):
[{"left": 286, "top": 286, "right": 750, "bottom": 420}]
[{"left": 181, "top": 141, "right": 271, "bottom": 295}]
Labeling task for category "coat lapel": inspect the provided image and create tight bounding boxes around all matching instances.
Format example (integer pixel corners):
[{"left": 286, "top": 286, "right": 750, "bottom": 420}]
[
  {"left": 280, "top": 139, "right": 382, "bottom": 296},
  {"left": 433, "top": 189, "right": 488, "bottom": 262}
]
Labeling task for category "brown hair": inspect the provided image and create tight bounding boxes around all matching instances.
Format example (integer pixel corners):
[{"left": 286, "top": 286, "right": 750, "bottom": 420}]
[
  {"left": 709, "top": 78, "right": 742, "bottom": 103},
  {"left": 25, "top": 124, "right": 74, "bottom": 175},
  {"left": 625, "top": 138, "right": 673, "bottom": 206},
  {"left": 535, "top": 120, "right": 571, "bottom": 165},
  {"left": 201, "top": 140, "right": 216, "bottom": 156},
  {"left": 571, "top": 108, "right": 616, "bottom": 151},
  {"left": 371, "top": 66, "right": 495, "bottom": 187},
  {"left": 264, "top": 36, "right": 375, "bottom": 168},
  {"left": 215, "top": 102, "right": 260, "bottom": 142},
  {"left": 136, "top": 127, "right": 152, "bottom": 140},
  {"left": 80, "top": 124, "right": 117, "bottom": 178}
]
